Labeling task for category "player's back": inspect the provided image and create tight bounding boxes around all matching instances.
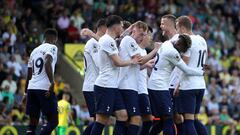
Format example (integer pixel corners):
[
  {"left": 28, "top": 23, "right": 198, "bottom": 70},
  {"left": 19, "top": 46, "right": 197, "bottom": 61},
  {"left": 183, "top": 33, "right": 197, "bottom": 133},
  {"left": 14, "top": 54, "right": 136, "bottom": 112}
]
[
  {"left": 180, "top": 35, "right": 207, "bottom": 89},
  {"left": 28, "top": 43, "right": 58, "bottom": 90},
  {"left": 148, "top": 41, "right": 178, "bottom": 90},
  {"left": 95, "top": 34, "right": 119, "bottom": 88},
  {"left": 83, "top": 38, "right": 99, "bottom": 91}
]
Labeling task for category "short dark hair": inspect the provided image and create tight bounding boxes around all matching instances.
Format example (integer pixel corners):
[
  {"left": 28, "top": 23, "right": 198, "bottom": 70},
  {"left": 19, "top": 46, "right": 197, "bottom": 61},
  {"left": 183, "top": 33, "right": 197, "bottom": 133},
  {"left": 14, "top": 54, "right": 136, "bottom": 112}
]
[
  {"left": 162, "top": 14, "right": 176, "bottom": 27},
  {"left": 106, "top": 15, "right": 123, "bottom": 28},
  {"left": 96, "top": 18, "right": 106, "bottom": 28},
  {"left": 122, "top": 21, "right": 131, "bottom": 30},
  {"left": 43, "top": 28, "right": 58, "bottom": 39},
  {"left": 178, "top": 34, "right": 192, "bottom": 51},
  {"left": 148, "top": 26, "right": 153, "bottom": 33},
  {"left": 177, "top": 16, "right": 192, "bottom": 30}
]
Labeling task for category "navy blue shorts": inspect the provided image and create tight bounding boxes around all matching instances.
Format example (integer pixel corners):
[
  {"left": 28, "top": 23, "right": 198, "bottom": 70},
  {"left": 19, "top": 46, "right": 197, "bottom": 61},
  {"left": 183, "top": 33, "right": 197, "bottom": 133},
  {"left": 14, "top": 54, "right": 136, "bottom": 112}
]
[
  {"left": 120, "top": 90, "right": 140, "bottom": 116},
  {"left": 178, "top": 89, "right": 205, "bottom": 114},
  {"left": 94, "top": 85, "right": 125, "bottom": 116},
  {"left": 169, "top": 88, "right": 180, "bottom": 113},
  {"left": 26, "top": 90, "right": 58, "bottom": 118},
  {"left": 138, "top": 94, "right": 152, "bottom": 115},
  {"left": 148, "top": 89, "right": 173, "bottom": 117},
  {"left": 83, "top": 91, "right": 96, "bottom": 117}
]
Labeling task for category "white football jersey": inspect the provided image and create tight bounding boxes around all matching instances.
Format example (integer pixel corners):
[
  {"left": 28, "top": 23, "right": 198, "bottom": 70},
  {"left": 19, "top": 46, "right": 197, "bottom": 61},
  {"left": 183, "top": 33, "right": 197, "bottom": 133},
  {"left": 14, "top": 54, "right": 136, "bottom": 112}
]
[
  {"left": 28, "top": 43, "right": 58, "bottom": 90},
  {"left": 82, "top": 38, "right": 99, "bottom": 92},
  {"left": 148, "top": 41, "right": 203, "bottom": 91},
  {"left": 95, "top": 34, "right": 119, "bottom": 88},
  {"left": 179, "top": 35, "right": 208, "bottom": 90},
  {"left": 138, "top": 48, "right": 148, "bottom": 94},
  {"left": 118, "top": 36, "right": 141, "bottom": 91}
]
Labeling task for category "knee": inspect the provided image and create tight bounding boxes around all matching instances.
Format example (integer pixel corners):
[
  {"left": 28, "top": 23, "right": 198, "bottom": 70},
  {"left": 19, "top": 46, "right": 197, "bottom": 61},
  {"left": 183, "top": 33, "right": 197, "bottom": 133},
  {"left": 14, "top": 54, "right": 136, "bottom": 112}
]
[
  {"left": 174, "top": 114, "right": 184, "bottom": 124},
  {"left": 130, "top": 116, "right": 142, "bottom": 125},
  {"left": 96, "top": 114, "right": 109, "bottom": 125},
  {"left": 115, "top": 111, "right": 128, "bottom": 121},
  {"left": 183, "top": 113, "right": 195, "bottom": 120}
]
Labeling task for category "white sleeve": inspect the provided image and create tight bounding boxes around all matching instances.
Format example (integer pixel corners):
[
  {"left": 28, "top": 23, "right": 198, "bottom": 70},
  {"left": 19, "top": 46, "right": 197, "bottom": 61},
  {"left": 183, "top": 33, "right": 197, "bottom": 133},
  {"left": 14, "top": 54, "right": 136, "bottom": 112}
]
[
  {"left": 45, "top": 46, "right": 58, "bottom": 59},
  {"left": 102, "top": 41, "right": 118, "bottom": 56},
  {"left": 167, "top": 52, "right": 203, "bottom": 76},
  {"left": 127, "top": 42, "right": 140, "bottom": 57}
]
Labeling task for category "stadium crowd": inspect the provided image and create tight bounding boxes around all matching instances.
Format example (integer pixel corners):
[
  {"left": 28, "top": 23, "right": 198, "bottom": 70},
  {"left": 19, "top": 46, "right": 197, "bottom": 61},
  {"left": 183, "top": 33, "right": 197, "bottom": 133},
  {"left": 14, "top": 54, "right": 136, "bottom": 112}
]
[{"left": 0, "top": 0, "right": 240, "bottom": 129}]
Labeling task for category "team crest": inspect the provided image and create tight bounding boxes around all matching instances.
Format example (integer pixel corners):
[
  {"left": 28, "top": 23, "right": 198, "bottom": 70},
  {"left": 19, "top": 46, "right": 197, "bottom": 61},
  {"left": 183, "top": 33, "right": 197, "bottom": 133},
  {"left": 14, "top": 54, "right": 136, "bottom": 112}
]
[
  {"left": 130, "top": 42, "right": 138, "bottom": 52},
  {"left": 93, "top": 44, "right": 98, "bottom": 53},
  {"left": 175, "top": 55, "right": 180, "bottom": 61},
  {"left": 110, "top": 43, "right": 116, "bottom": 51}
]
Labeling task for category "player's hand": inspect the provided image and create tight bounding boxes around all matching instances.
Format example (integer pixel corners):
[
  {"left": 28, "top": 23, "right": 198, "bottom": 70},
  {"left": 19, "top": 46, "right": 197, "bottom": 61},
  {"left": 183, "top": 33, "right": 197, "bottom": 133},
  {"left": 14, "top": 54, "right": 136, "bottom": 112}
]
[
  {"left": 154, "top": 42, "right": 162, "bottom": 50},
  {"left": 173, "top": 88, "right": 180, "bottom": 97},
  {"left": 80, "top": 28, "right": 94, "bottom": 37},
  {"left": 145, "top": 59, "right": 155, "bottom": 68},
  {"left": 45, "top": 83, "right": 55, "bottom": 98},
  {"left": 131, "top": 55, "right": 143, "bottom": 65}
]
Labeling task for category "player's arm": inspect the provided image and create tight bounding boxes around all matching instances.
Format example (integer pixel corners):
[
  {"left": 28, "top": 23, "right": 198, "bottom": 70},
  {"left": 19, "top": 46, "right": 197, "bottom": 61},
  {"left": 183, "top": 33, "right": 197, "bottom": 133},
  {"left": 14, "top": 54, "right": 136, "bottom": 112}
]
[
  {"left": 140, "top": 59, "right": 154, "bottom": 70},
  {"left": 168, "top": 52, "right": 203, "bottom": 76},
  {"left": 110, "top": 54, "right": 141, "bottom": 67},
  {"left": 45, "top": 54, "right": 54, "bottom": 93},
  {"left": 140, "top": 42, "right": 161, "bottom": 64},
  {"left": 80, "top": 28, "right": 100, "bottom": 41},
  {"left": 25, "top": 68, "right": 32, "bottom": 94}
]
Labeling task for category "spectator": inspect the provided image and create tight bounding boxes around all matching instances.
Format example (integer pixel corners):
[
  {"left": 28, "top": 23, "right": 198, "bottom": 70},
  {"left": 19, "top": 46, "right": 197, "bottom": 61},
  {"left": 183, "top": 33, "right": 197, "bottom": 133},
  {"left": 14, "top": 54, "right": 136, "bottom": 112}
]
[
  {"left": 1, "top": 74, "right": 17, "bottom": 94},
  {"left": 6, "top": 55, "right": 22, "bottom": 78},
  {"left": 0, "top": 61, "right": 7, "bottom": 85},
  {"left": 70, "top": 8, "right": 85, "bottom": 31},
  {"left": 67, "top": 20, "right": 80, "bottom": 43}
]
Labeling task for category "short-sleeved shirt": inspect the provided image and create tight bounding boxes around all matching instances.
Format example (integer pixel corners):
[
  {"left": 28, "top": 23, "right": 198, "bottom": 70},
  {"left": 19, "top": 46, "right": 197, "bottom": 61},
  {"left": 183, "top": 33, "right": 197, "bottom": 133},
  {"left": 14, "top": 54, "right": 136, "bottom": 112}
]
[
  {"left": 118, "top": 36, "right": 141, "bottom": 91},
  {"left": 82, "top": 38, "right": 99, "bottom": 92},
  {"left": 95, "top": 34, "right": 119, "bottom": 88},
  {"left": 148, "top": 41, "right": 203, "bottom": 91},
  {"left": 27, "top": 43, "right": 58, "bottom": 90},
  {"left": 179, "top": 35, "right": 208, "bottom": 90},
  {"left": 138, "top": 48, "right": 148, "bottom": 94}
]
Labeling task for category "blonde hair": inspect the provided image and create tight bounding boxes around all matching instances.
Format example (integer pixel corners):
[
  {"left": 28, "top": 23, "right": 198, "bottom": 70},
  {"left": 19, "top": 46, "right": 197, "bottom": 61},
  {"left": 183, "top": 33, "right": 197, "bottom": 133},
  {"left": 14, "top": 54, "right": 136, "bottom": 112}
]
[{"left": 133, "top": 21, "right": 148, "bottom": 32}]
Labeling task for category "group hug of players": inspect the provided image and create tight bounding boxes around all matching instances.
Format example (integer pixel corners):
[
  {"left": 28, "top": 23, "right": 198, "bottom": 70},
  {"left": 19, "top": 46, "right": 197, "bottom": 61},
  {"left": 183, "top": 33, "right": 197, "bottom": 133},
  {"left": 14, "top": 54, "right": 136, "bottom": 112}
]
[{"left": 81, "top": 14, "right": 209, "bottom": 135}]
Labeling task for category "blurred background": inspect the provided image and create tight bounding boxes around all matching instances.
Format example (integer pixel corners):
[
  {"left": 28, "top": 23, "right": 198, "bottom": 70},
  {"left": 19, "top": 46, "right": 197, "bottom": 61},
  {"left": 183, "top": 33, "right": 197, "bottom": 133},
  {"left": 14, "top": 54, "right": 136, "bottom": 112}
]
[{"left": 0, "top": 0, "right": 240, "bottom": 134}]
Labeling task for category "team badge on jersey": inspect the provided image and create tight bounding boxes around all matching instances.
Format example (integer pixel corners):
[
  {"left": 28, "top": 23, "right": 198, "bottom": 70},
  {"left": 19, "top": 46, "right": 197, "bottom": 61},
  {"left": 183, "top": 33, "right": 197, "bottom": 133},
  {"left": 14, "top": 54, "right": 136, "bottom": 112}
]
[
  {"left": 130, "top": 42, "right": 138, "bottom": 52},
  {"left": 175, "top": 55, "right": 180, "bottom": 61},
  {"left": 93, "top": 44, "right": 98, "bottom": 53},
  {"left": 50, "top": 47, "right": 56, "bottom": 55},
  {"left": 110, "top": 43, "right": 116, "bottom": 51}
]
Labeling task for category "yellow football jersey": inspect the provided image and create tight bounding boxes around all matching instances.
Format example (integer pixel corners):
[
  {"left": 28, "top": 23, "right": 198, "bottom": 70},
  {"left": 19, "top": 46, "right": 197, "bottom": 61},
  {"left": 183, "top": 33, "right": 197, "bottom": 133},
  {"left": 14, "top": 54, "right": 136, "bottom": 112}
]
[{"left": 58, "top": 99, "right": 71, "bottom": 127}]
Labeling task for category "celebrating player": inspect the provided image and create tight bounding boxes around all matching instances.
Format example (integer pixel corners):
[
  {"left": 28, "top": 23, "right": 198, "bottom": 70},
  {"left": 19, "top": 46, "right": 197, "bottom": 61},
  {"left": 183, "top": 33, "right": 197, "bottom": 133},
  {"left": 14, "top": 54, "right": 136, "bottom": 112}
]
[
  {"left": 175, "top": 16, "right": 209, "bottom": 135},
  {"left": 148, "top": 34, "right": 204, "bottom": 135},
  {"left": 82, "top": 18, "right": 107, "bottom": 135},
  {"left": 25, "top": 28, "right": 58, "bottom": 135},
  {"left": 90, "top": 15, "right": 141, "bottom": 135}
]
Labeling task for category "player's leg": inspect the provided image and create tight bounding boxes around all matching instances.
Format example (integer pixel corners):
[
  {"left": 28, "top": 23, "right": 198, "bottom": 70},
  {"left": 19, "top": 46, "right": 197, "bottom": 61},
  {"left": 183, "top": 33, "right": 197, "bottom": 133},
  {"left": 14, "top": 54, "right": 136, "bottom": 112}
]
[
  {"left": 120, "top": 90, "right": 141, "bottom": 135},
  {"left": 26, "top": 90, "right": 40, "bottom": 135},
  {"left": 90, "top": 86, "right": 114, "bottom": 135},
  {"left": 139, "top": 94, "right": 153, "bottom": 135},
  {"left": 83, "top": 91, "right": 96, "bottom": 135},
  {"left": 149, "top": 120, "right": 163, "bottom": 135},
  {"left": 113, "top": 90, "right": 128, "bottom": 135},
  {"left": 194, "top": 89, "right": 209, "bottom": 135},
  {"left": 39, "top": 91, "right": 59, "bottom": 135},
  {"left": 158, "top": 91, "right": 175, "bottom": 135},
  {"left": 179, "top": 90, "right": 197, "bottom": 135},
  {"left": 170, "top": 89, "right": 184, "bottom": 135}
]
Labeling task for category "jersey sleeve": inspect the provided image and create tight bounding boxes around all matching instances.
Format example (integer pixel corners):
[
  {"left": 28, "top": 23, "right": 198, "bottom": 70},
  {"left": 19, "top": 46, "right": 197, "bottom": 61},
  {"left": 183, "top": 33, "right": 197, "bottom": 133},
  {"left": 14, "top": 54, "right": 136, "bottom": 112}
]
[
  {"left": 167, "top": 51, "right": 203, "bottom": 76},
  {"left": 102, "top": 41, "right": 118, "bottom": 56},
  {"left": 127, "top": 41, "right": 141, "bottom": 57},
  {"left": 46, "top": 45, "right": 58, "bottom": 59}
]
